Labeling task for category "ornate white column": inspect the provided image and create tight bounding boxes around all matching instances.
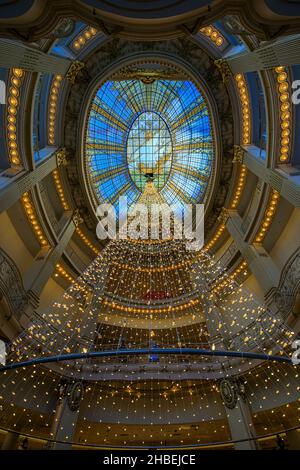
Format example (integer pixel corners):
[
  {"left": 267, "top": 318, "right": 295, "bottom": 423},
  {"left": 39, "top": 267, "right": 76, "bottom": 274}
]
[
  {"left": 239, "top": 145, "right": 300, "bottom": 209},
  {"left": 0, "top": 39, "right": 82, "bottom": 77},
  {"left": 0, "top": 148, "right": 68, "bottom": 213},
  {"left": 223, "top": 209, "right": 281, "bottom": 295},
  {"left": 22, "top": 210, "right": 82, "bottom": 314},
  {"left": 223, "top": 34, "right": 300, "bottom": 73}
]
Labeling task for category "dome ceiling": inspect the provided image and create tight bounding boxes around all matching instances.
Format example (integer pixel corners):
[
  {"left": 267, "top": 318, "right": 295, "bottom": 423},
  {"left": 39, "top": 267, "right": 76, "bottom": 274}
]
[
  {"left": 63, "top": 39, "right": 233, "bottom": 236},
  {"left": 85, "top": 78, "right": 214, "bottom": 208}
]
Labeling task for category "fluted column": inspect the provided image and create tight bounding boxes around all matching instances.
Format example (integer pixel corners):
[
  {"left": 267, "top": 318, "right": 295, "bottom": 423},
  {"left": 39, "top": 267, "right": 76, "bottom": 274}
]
[
  {"left": 224, "top": 210, "right": 281, "bottom": 295},
  {"left": 224, "top": 34, "right": 300, "bottom": 73},
  {"left": 0, "top": 148, "right": 67, "bottom": 213}
]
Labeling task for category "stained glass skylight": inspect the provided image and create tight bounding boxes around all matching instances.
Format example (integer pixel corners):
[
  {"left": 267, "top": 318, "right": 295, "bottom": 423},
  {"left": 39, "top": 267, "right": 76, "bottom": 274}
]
[
  {"left": 127, "top": 111, "right": 172, "bottom": 192},
  {"left": 85, "top": 78, "right": 214, "bottom": 208}
]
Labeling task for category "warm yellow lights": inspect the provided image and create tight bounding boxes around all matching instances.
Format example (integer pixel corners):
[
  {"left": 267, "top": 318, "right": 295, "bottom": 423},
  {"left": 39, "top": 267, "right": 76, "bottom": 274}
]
[
  {"left": 231, "top": 164, "right": 247, "bottom": 209},
  {"left": 254, "top": 189, "right": 280, "bottom": 244},
  {"left": 112, "top": 259, "right": 191, "bottom": 273},
  {"left": 72, "top": 26, "right": 97, "bottom": 51},
  {"left": 205, "top": 79, "right": 250, "bottom": 248},
  {"left": 52, "top": 169, "right": 69, "bottom": 210},
  {"left": 7, "top": 68, "right": 24, "bottom": 166},
  {"left": 76, "top": 227, "right": 100, "bottom": 256},
  {"left": 275, "top": 66, "right": 291, "bottom": 163},
  {"left": 235, "top": 74, "right": 251, "bottom": 145},
  {"left": 212, "top": 261, "right": 248, "bottom": 294},
  {"left": 103, "top": 298, "right": 199, "bottom": 315},
  {"left": 55, "top": 263, "right": 75, "bottom": 282},
  {"left": 52, "top": 169, "right": 100, "bottom": 255},
  {"left": 204, "top": 224, "right": 226, "bottom": 252},
  {"left": 21, "top": 192, "right": 49, "bottom": 246},
  {"left": 48, "top": 74, "right": 63, "bottom": 145},
  {"left": 200, "top": 26, "right": 224, "bottom": 47}
]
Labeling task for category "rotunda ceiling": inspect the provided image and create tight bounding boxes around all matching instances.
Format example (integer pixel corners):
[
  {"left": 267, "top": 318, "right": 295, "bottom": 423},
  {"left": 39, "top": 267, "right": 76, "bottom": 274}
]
[{"left": 85, "top": 77, "right": 214, "bottom": 208}]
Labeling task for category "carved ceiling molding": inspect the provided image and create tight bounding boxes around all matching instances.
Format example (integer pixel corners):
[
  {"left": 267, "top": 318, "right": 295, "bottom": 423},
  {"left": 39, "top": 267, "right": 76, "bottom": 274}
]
[
  {"left": 63, "top": 37, "right": 234, "bottom": 235},
  {"left": 274, "top": 247, "right": 300, "bottom": 319},
  {"left": 0, "top": 248, "right": 28, "bottom": 321},
  {"left": 0, "top": 1, "right": 299, "bottom": 42}
]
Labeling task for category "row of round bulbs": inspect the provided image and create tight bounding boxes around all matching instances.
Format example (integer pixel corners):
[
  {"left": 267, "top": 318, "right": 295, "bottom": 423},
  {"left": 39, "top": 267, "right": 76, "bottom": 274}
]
[
  {"left": 275, "top": 67, "right": 291, "bottom": 162},
  {"left": 7, "top": 68, "right": 24, "bottom": 166},
  {"left": 55, "top": 263, "right": 74, "bottom": 282},
  {"left": 53, "top": 169, "right": 69, "bottom": 210},
  {"left": 231, "top": 165, "right": 247, "bottom": 209},
  {"left": 48, "top": 74, "right": 63, "bottom": 145},
  {"left": 76, "top": 227, "right": 100, "bottom": 256},
  {"left": 72, "top": 26, "right": 97, "bottom": 51},
  {"left": 200, "top": 26, "right": 224, "bottom": 47},
  {"left": 254, "top": 189, "right": 280, "bottom": 243},
  {"left": 21, "top": 192, "right": 48, "bottom": 246},
  {"left": 235, "top": 74, "right": 251, "bottom": 145}
]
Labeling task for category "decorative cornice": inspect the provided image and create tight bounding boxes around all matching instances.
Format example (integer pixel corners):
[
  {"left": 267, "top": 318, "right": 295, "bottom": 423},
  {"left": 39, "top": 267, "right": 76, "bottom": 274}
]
[
  {"left": 114, "top": 66, "right": 179, "bottom": 84},
  {"left": 1, "top": 2, "right": 300, "bottom": 42},
  {"left": 0, "top": 248, "right": 28, "bottom": 320},
  {"left": 55, "top": 147, "right": 68, "bottom": 167},
  {"left": 66, "top": 60, "right": 85, "bottom": 84},
  {"left": 233, "top": 145, "right": 245, "bottom": 164},
  {"left": 214, "top": 59, "right": 232, "bottom": 84},
  {"left": 274, "top": 248, "right": 300, "bottom": 319},
  {"left": 217, "top": 207, "right": 230, "bottom": 225},
  {"left": 72, "top": 209, "right": 83, "bottom": 227}
]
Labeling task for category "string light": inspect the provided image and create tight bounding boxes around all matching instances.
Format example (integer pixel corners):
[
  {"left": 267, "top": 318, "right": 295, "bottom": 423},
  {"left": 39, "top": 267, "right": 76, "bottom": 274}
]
[
  {"left": 55, "top": 263, "right": 75, "bottom": 282},
  {"left": 76, "top": 227, "right": 100, "bottom": 256},
  {"left": 1, "top": 235, "right": 297, "bottom": 447}
]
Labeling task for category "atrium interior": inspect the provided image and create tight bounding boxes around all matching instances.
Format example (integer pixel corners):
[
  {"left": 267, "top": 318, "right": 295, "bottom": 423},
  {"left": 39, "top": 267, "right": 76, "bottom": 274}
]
[{"left": 0, "top": 0, "right": 300, "bottom": 452}]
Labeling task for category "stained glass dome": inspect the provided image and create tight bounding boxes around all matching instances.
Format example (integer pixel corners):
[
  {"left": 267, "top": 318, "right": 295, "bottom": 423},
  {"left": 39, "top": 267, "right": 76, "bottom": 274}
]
[{"left": 85, "top": 78, "right": 215, "bottom": 208}]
